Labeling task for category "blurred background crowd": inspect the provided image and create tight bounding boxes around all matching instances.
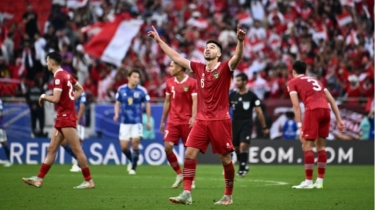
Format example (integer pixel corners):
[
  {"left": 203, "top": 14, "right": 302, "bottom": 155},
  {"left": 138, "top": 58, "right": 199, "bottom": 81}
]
[{"left": 0, "top": 0, "right": 373, "bottom": 140}]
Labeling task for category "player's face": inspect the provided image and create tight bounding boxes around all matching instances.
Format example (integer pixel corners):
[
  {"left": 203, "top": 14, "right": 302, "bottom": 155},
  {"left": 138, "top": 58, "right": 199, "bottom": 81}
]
[
  {"left": 46, "top": 56, "right": 54, "bottom": 71},
  {"left": 204, "top": 43, "right": 221, "bottom": 61},
  {"left": 128, "top": 72, "right": 140, "bottom": 86},
  {"left": 169, "top": 61, "right": 183, "bottom": 76},
  {"left": 235, "top": 77, "right": 246, "bottom": 89}
]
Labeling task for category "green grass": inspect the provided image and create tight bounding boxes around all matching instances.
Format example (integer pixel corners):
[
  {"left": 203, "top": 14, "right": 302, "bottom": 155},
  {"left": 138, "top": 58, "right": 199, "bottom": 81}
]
[{"left": 0, "top": 165, "right": 373, "bottom": 210}]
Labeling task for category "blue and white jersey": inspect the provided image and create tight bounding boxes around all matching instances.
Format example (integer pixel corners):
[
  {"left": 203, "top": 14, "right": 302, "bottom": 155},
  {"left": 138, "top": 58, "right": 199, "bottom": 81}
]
[
  {"left": 116, "top": 84, "right": 150, "bottom": 124},
  {"left": 0, "top": 99, "right": 3, "bottom": 129},
  {"left": 75, "top": 92, "right": 87, "bottom": 125},
  {"left": 283, "top": 119, "right": 297, "bottom": 140}
]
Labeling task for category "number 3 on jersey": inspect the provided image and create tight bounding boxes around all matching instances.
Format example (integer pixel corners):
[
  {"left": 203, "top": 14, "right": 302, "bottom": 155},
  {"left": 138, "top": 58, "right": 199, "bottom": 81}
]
[
  {"left": 307, "top": 78, "right": 322, "bottom": 91},
  {"left": 67, "top": 81, "right": 74, "bottom": 100}
]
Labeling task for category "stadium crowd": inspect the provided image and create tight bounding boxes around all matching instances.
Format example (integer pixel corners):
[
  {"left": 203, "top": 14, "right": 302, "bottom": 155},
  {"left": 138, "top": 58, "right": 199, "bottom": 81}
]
[{"left": 0, "top": 0, "right": 373, "bottom": 106}]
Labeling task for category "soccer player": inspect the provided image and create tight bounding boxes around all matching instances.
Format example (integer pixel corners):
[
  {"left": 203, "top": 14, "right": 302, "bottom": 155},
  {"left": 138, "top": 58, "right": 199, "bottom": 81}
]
[
  {"left": 287, "top": 60, "right": 345, "bottom": 189},
  {"left": 160, "top": 61, "right": 197, "bottom": 188},
  {"left": 229, "top": 73, "right": 268, "bottom": 177},
  {"left": 113, "top": 69, "right": 151, "bottom": 175},
  {"left": 148, "top": 25, "right": 246, "bottom": 205},
  {"left": 22, "top": 52, "right": 94, "bottom": 189},
  {"left": 60, "top": 74, "right": 87, "bottom": 172},
  {"left": 0, "top": 99, "right": 12, "bottom": 167}
]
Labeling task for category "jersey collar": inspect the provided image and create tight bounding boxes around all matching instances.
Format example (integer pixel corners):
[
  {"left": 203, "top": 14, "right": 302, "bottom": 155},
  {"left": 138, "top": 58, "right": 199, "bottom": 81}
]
[
  {"left": 174, "top": 75, "right": 188, "bottom": 84},
  {"left": 205, "top": 62, "right": 221, "bottom": 72},
  {"left": 54, "top": 68, "right": 64, "bottom": 77}
]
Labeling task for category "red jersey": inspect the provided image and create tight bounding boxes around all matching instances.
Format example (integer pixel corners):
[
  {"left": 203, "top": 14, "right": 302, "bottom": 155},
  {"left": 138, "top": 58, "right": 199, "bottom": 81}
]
[
  {"left": 287, "top": 75, "right": 329, "bottom": 111},
  {"left": 165, "top": 76, "right": 197, "bottom": 124},
  {"left": 190, "top": 60, "right": 233, "bottom": 120},
  {"left": 53, "top": 69, "right": 78, "bottom": 122}
]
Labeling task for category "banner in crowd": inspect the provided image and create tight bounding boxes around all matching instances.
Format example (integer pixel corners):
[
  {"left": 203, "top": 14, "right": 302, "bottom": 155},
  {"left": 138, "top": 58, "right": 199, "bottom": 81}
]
[{"left": 0, "top": 138, "right": 372, "bottom": 165}]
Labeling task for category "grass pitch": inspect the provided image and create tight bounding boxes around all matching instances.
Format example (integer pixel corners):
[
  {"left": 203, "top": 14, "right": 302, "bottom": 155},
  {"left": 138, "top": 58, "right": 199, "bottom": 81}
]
[{"left": 0, "top": 164, "right": 373, "bottom": 210}]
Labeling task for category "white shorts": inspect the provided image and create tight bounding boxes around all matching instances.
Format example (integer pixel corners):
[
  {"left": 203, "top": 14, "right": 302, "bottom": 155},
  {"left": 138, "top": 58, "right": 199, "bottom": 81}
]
[
  {"left": 119, "top": 123, "right": 143, "bottom": 141},
  {"left": 0, "top": 129, "right": 7, "bottom": 142},
  {"left": 77, "top": 125, "right": 85, "bottom": 141}
]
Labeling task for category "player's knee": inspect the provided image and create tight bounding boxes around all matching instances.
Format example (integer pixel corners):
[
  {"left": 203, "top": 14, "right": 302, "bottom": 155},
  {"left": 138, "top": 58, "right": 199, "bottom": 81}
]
[
  {"left": 219, "top": 153, "right": 232, "bottom": 165},
  {"left": 185, "top": 148, "right": 198, "bottom": 160},
  {"left": 164, "top": 145, "right": 173, "bottom": 154},
  {"left": 239, "top": 143, "right": 248, "bottom": 152},
  {"left": 47, "top": 145, "right": 59, "bottom": 154}
]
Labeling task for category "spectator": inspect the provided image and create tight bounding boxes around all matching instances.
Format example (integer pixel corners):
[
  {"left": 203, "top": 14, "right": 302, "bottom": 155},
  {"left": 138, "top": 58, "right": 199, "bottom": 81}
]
[
  {"left": 282, "top": 112, "right": 298, "bottom": 140},
  {"left": 3, "top": 32, "right": 14, "bottom": 63},
  {"left": 22, "top": 4, "right": 39, "bottom": 39},
  {"left": 73, "top": 44, "right": 91, "bottom": 84},
  {"left": 26, "top": 77, "right": 46, "bottom": 137},
  {"left": 360, "top": 112, "right": 371, "bottom": 140}
]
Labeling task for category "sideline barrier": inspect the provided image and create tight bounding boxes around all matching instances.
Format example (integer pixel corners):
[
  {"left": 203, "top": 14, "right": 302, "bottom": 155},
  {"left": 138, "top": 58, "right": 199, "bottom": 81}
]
[{"left": 0, "top": 138, "right": 372, "bottom": 165}]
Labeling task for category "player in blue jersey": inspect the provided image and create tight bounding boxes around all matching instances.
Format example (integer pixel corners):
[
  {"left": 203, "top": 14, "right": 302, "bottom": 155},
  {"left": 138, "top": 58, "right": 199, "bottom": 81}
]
[
  {"left": 0, "top": 99, "right": 12, "bottom": 167},
  {"left": 60, "top": 74, "right": 87, "bottom": 172},
  {"left": 282, "top": 112, "right": 298, "bottom": 140},
  {"left": 114, "top": 69, "right": 151, "bottom": 175}
]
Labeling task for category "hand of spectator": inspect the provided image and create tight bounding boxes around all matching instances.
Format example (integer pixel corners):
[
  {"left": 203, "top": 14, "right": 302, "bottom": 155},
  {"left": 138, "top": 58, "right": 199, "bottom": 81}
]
[
  {"left": 159, "top": 122, "right": 165, "bottom": 135},
  {"left": 237, "top": 25, "right": 246, "bottom": 42},
  {"left": 147, "top": 26, "right": 161, "bottom": 43},
  {"left": 337, "top": 120, "right": 345, "bottom": 132}
]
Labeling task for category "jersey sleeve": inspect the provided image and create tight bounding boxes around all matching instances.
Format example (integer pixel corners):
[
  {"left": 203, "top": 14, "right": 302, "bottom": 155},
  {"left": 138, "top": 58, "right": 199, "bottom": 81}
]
[
  {"left": 189, "top": 61, "right": 202, "bottom": 74},
  {"left": 190, "top": 79, "right": 197, "bottom": 96},
  {"left": 140, "top": 87, "right": 151, "bottom": 103},
  {"left": 165, "top": 80, "right": 171, "bottom": 96},
  {"left": 287, "top": 80, "right": 297, "bottom": 95},
  {"left": 250, "top": 91, "right": 261, "bottom": 107},
  {"left": 53, "top": 73, "right": 63, "bottom": 91}
]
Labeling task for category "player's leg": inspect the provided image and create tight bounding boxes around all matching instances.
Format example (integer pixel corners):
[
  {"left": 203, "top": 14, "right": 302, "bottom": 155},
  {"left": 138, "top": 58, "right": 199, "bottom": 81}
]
[
  {"left": 210, "top": 119, "right": 235, "bottom": 205},
  {"left": 169, "top": 120, "right": 208, "bottom": 205},
  {"left": 237, "top": 124, "right": 252, "bottom": 176},
  {"left": 231, "top": 121, "right": 240, "bottom": 174},
  {"left": 313, "top": 109, "right": 330, "bottom": 189},
  {"left": 0, "top": 129, "right": 11, "bottom": 166},
  {"left": 70, "top": 125, "right": 85, "bottom": 172},
  {"left": 164, "top": 124, "right": 183, "bottom": 187},
  {"left": 62, "top": 127, "right": 94, "bottom": 189},
  {"left": 181, "top": 124, "right": 197, "bottom": 189},
  {"left": 129, "top": 123, "right": 143, "bottom": 174},
  {"left": 119, "top": 123, "right": 132, "bottom": 171},
  {"left": 292, "top": 110, "right": 317, "bottom": 189},
  {"left": 60, "top": 138, "right": 78, "bottom": 163},
  {"left": 22, "top": 128, "right": 63, "bottom": 187}
]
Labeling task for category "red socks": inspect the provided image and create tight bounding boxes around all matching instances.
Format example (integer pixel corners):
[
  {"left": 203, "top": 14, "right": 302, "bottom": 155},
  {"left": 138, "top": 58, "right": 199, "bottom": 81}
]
[
  {"left": 81, "top": 167, "right": 92, "bottom": 181},
  {"left": 317, "top": 150, "right": 327, "bottom": 179},
  {"left": 37, "top": 163, "right": 51, "bottom": 179},
  {"left": 183, "top": 159, "right": 197, "bottom": 191},
  {"left": 224, "top": 161, "right": 235, "bottom": 196},
  {"left": 304, "top": 150, "right": 314, "bottom": 180},
  {"left": 167, "top": 152, "right": 181, "bottom": 175}
]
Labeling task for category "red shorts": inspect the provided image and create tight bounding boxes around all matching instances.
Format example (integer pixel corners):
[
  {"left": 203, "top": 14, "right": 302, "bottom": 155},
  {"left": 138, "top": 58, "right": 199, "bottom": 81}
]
[
  {"left": 54, "top": 118, "right": 77, "bottom": 133},
  {"left": 302, "top": 108, "right": 331, "bottom": 140},
  {"left": 186, "top": 119, "right": 234, "bottom": 154},
  {"left": 164, "top": 124, "right": 191, "bottom": 145}
]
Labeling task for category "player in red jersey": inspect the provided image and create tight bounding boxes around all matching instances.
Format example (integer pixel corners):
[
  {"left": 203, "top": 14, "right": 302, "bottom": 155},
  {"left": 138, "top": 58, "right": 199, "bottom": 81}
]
[
  {"left": 22, "top": 52, "right": 94, "bottom": 189},
  {"left": 149, "top": 25, "right": 245, "bottom": 205},
  {"left": 287, "top": 60, "right": 345, "bottom": 189},
  {"left": 160, "top": 61, "right": 197, "bottom": 189}
]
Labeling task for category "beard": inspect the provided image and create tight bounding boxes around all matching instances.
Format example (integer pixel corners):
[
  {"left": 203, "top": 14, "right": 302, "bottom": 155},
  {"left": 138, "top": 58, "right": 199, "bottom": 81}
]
[{"left": 204, "top": 55, "right": 215, "bottom": 61}]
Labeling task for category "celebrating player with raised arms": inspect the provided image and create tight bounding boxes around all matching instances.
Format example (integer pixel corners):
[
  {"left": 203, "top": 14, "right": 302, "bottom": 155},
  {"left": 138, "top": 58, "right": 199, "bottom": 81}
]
[
  {"left": 287, "top": 60, "right": 345, "bottom": 189},
  {"left": 22, "top": 52, "right": 94, "bottom": 189},
  {"left": 160, "top": 61, "right": 197, "bottom": 189},
  {"left": 113, "top": 70, "right": 151, "bottom": 175},
  {"left": 149, "top": 25, "right": 246, "bottom": 205}
]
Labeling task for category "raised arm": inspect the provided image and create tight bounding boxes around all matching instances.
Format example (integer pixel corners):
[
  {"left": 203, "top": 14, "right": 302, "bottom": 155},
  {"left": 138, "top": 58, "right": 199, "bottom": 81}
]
[
  {"left": 324, "top": 89, "right": 345, "bottom": 132},
  {"left": 148, "top": 26, "right": 190, "bottom": 70},
  {"left": 229, "top": 25, "right": 246, "bottom": 70}
]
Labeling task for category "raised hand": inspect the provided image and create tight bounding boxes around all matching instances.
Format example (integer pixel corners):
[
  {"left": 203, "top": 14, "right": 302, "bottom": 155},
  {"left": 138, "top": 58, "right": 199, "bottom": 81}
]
[
  {"left": 236, "top": 25, "right": 246, "bottom": 41},
  {"left": 147, "top": 25, "right": 161, "bottom": 43}
]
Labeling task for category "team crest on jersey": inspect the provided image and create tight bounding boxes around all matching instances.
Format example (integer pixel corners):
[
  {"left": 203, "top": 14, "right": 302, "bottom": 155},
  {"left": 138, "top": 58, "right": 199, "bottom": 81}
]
[
  {"left": 242, "top": 101, "right": 250, "bottom": 110},
  {"left": 213, "top": 71, "right": 219, "bottom": 79},
  {"left": 133, "top": 92, "right": 139, "bottom": 98},
  {"left": 55, "top": 79, "right": 60, "bottom": 85},
  {"left": 183, "top": 85, "right": 189, "bottom": 92}
]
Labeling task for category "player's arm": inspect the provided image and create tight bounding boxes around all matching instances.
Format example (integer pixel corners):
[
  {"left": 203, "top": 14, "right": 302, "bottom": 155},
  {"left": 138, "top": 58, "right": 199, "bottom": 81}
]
[
  {"left": 77, "top": 103, "right": 85, "bottom": 122},
  {"left": 255, "top": 106, "right": 267, "bottom": 130},
  {"left": 229, "top": 25, "right": 246, "bottom": 71},
  {"left": 324, "top": 89, "right": 345, "bottom": 132},
  {"left": 73, "top": 82, "right": 84, "bottom": 100},
  {"left": 113, "top": 101, "right": 120, "bottom": 122},
  {"left": 289, "top": 93, "right": 302, "bottom": 127},
  {"left": 148, "top": 26, "right": 190, "bottom": 70},
  {"left": 145, "top": 102, "right": 152, "bottom": 130},
  {"left": 40, "top": 89, "right": 62, "bottom": 106},
  {"left": 189, "top": 94, "right": 197, "bottom": 128},
  {"left": 160, "top": 94, "right": 171, "bottom": 124}
]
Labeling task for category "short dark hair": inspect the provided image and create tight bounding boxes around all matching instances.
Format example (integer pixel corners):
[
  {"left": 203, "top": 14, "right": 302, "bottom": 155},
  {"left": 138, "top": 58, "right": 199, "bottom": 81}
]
[
  {"left": 285, "top": 111, "right": 295, "bottom": 119},
  {"left": 172, "top": 61, "right": 186, "bottom": 72},
  {"left": 206, "top": 40, "right": 222, "bottom": 52},
  {"left": 128, "top": 69, "right": 141, "bottom": 77},
  {"left": 46, "top": 52, "right": 62, "bottom": 65},
  {"left": 292, "top": 60, "right": 307, "bottom": 74},
  {"left": 235, "top": 73, "right": 248, "bottom": 82}
]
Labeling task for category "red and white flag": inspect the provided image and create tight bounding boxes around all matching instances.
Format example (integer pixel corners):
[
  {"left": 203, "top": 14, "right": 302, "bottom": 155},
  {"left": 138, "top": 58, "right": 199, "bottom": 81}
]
[
  {"left": 336, "top": 12, "right": 353, "bottom": 27},
  {"left": 84, "top": 14, "right": 143, "bottom": 66}
]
